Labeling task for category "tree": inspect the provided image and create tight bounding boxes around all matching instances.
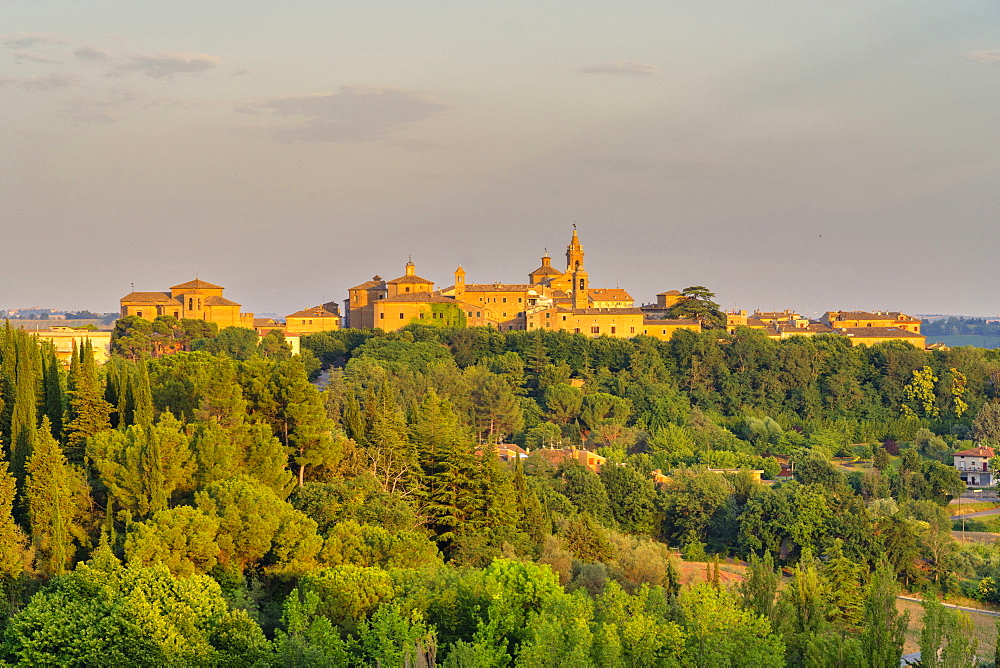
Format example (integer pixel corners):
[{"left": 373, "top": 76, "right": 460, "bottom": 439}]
[
  {"left": 599, "top": 464, "right": 654, "bottom": 534},
  {"left": 665, "top": 286, "right": 726, "bottom": 330},
  {"left": 24, "top": 418, "right": 89, "bottom": 576},
  {"left": 873, "top": 445, "right": 891, "bottom": 472},
  {"left": 87, "top": 413, "right": 194, "bottom": 521},
  {"left": 679, "top": 583, "right": 785, "bottom": 667},
  {"left": 195, "top": 475, "right": 322, "bottom": 573},
  {"left": 124, "top": 506, "right": 221, "bottom": 577},
  {"left": 411, "top": 390, "right": 485, "bottom": 551},
  {"left": 64, "top": 340, "right": 112, "bottom": 461},
  {"left": 0, "top": 459, "right": 29, "bottom": 583},
  {"left": 919, "top": 597, "right": 976, "bottom": 668},
  {"left": 3, "top": 559, "right": 271, "bottom": 666},
  {"left": 973, "top": 400, "right": 1000, "bottom": 445},
  {"left": 740, "top": 551, "right": 778, "bottom": 620},
  {"left": 859, "top": 562, "right": 908, "bottom": 668}
]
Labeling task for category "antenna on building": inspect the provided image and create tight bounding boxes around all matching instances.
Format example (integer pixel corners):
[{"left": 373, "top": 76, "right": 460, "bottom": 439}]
[{"left": 131, "top": 282, "right": 134, "bottom": 292}]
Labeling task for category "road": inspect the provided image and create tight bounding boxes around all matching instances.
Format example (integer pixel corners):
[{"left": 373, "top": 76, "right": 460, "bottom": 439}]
[{"left": 897, "top": 595, "right": 1000, "bottom": 618}]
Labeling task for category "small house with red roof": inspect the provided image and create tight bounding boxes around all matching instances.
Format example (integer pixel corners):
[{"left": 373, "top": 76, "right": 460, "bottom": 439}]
[{"left": 953, "top": 445, "right": 996, "bottom": 486}]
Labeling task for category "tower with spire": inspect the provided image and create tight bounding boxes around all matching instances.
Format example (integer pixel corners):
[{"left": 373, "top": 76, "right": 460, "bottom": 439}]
[{"left": 565, "top": 224, "right": 585, "bottom": 272}]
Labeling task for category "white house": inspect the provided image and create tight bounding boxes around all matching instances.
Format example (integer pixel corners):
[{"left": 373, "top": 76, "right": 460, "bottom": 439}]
[{"left": 952, "top": 445, "right": 996, "bottom": 487}]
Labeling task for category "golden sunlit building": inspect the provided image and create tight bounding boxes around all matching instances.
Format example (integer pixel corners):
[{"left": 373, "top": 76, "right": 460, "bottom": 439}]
[
  {"left": 120, "top": 279, "right": 254, "bottom": 328},
  {"left": 346, "top": 228, "right": 700, "bottom": 340}
]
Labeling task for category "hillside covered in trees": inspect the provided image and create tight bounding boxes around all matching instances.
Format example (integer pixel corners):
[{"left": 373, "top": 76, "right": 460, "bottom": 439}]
[{"left": 2, "top": 320, "right": 1000, "bottom": 665}]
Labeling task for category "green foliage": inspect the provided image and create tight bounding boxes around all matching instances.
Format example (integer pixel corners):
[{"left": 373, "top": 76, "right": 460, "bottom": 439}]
[{"left": 3, "top": 560, "right": 269, "bottom": 666}]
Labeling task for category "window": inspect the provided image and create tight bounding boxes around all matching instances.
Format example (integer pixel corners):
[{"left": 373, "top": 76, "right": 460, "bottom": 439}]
[
  {"left": 502, "top": 297, "right": 507, "bottom": 303},
  {"left": 380, "top": 313, "right": 385, "bottom": 320},
  {"left": 591, "top": 326, "right": 600, "bottom": 334},
  {"left": 562, "top": 315, "right": 567, "bottom": 321},
  {"left": 574, "top": 328, "right": 580, "bottom": 334},
  {"left": 354, "top": 295, "right": 359, "bottom": 303},
  {"left": 399, "top": 313, "right": 405, "bottom": 319},
  {"left": 308, "top": 320, "right": 313, "bottom": 325},
  {"left": 546, "top": 312, "right": 551, "bottom": 318},
  {"left": 136, "top": 310, "right": 143, "bottom": 318},
  {"left": 189, "top": 298, "right": 194, "bottom": 310},
  {"left": 476, "top": 311, "right": 481, "bottom": 317},
  {"left": 518, "top": 297, "right": 522, "bottom": 303},
  {"left": 419, "top": 313, "right": 425, "bottom": 319},
  {"left": 610, "top": 327, "right": 616, "bottom": 334},
  {"left": 579, "top": 279, "right": 585, "bottom": 290},
  {"left": 174, "top": 311, "right": 179, "bottom": 319},
  {"left": 630, "top": 327, "right": 635, "bottom": 334},
  {"left": 405, "top": 287, "right": 411, "bottom": 293},
  {"left": 502, "top": 313, "right": 507, "bottom": 318}
]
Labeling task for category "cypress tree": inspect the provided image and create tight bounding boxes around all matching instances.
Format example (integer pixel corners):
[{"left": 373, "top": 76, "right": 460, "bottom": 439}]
[
  {"left": 0, "top": 458, "right": 29, "bottom": 581},
  {"left": 132, "top": 360, "right": 154, "bottom": 428},
  {"left": 41, "top": 343, "right": 64, "bottom": 439},
  {"left": 26, "top": 417, "right": 85, "bottom": 576},
  {"left": 64, "top": 340, "right": 112, "bottom": 461},
  {"left": 9, "top": 343, "right": 38, "bottom": 484}
]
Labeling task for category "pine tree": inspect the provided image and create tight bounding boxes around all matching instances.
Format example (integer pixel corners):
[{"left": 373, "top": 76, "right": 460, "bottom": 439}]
[
  {"left": 25, "top": 417, "right": 86, "bottom": 576},
  {"left": 411, "top": 390, "right": 481, "bottom": 548},
  {"left": 365, "top": 382, "right": 419, "bottom": 495},
  {"left": 512, "top": 456, "right": 547, "bottom": 543}
]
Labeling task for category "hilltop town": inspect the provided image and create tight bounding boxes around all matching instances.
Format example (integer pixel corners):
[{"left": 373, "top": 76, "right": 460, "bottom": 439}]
[{"left": 20, "top": 228, "right": 926, "bottom": 364}]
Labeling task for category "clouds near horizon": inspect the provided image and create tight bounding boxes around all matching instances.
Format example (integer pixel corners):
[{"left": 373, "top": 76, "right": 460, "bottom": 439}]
[
  {"left": 236, "top": 86, "right": 448, "bottom": 143},
  {"left": 577, "top": 61, "right": 657, "bottom": 76},
  {"left": 964, "top": 49, "right": 1000, "bottom": 64}
]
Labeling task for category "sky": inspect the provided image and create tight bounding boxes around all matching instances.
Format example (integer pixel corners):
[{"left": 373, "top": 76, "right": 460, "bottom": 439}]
[{"left": 2, "top": 0, "right": 998, "bottom": 317}]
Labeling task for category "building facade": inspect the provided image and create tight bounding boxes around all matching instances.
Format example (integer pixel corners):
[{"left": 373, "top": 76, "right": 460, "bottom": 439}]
[
  {"left": 346, "top": 228, "right": 701, "bottom": 341},
  {"left": 120, "top": 279, "right": 254, "bottom": 329},
  {"left": 953, "top": 445, "right": 995, "bottom": 487}
]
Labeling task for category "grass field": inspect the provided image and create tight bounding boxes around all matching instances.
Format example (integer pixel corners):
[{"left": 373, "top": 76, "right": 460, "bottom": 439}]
[{"left": 951, "top": 501, "right": 1000, "bottom": 516}]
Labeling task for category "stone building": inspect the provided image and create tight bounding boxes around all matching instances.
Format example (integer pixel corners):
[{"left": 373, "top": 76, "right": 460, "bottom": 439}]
[
  {"left": 346, "top": 228, "right": 701, "bottom": 341},
  {"left": 120, "top": 279, "right": 254, "bottom": 329}
]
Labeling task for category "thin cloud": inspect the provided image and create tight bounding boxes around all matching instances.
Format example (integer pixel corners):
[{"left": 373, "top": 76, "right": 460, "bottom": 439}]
[
  {"left": 0, "top": 73, "right": 79, "bottom": 91},
  {"left": 12, "top": 50, "right": 62, "bottom": 64},
  {"left": 236, "top": 85, "right": 448, "bottom": 143},
  {"left": 964, "top": 50, "right": 1000, "bottom": 65},
  {"left": 1, "top": 32, "right": 68, "bottom": 49},
  {"left": 74, "top": 45, "right": 111, "bottom": 62},
  {"left": 577, "top": 61, "right": 657, "bottom": 77},
  {"left": 115, "top": 52, "right": 222, "bottom": 79}
]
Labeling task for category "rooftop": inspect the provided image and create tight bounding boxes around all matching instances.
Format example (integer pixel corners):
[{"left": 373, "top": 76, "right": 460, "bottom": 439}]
[{"left": 170, "top": 279, "right": 224, "bottom": 291}]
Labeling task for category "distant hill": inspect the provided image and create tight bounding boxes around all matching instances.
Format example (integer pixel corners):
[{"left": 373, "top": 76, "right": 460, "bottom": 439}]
[{"left": 925, "top": 335, "right": 1000, "bottom": 349}]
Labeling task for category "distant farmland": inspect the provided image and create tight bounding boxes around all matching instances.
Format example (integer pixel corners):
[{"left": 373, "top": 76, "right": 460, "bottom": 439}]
[{"left": 926, "top": 335, "right": 1000, "bottom": 349}]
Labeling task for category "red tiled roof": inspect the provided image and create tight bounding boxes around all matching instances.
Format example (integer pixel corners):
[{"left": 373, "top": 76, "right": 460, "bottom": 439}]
[
  {"left": 170, "top": 279, "right": 223, "bottom": 290},
  {"left": 287, "top": 306, "right": 338, "bottom": 318},
  {"left": 388, "top": 274, "right": 434, "bottom": 284},
  {"left": 589, "top": 288, "right": 633, "bottom": 301},
  {"left": 121, "top": 291, "right": 179, "bottom": 304},
  {"left": 203, "top": 296, "right": 241, "bottom": 307},
  {"left": 953, "top": 446, "right": 995, "bottom": 457}
]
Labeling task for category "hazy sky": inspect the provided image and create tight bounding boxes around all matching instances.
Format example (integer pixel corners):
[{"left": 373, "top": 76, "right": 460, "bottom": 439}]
[{"left": 3, "top": 1, "right": 998, "bottom": 316}]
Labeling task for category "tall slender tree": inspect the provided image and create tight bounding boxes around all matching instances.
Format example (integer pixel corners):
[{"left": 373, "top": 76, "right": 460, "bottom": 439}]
[{"left": 25, "top": 417, "right": 87, "bottom": 576}]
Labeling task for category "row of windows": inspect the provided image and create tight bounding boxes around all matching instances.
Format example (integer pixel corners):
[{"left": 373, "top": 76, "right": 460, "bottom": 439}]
[{"left": 478, "top": 296, "right": 523, "bottom": 304}]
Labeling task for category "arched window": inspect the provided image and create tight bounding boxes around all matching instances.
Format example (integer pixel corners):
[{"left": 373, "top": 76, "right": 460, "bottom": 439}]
[
  {"left": 188, "top": 298, "right": 193, "bottom": 310},
  {"left": 579, "top": 278, "right": 585, "bottom": 290}
]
